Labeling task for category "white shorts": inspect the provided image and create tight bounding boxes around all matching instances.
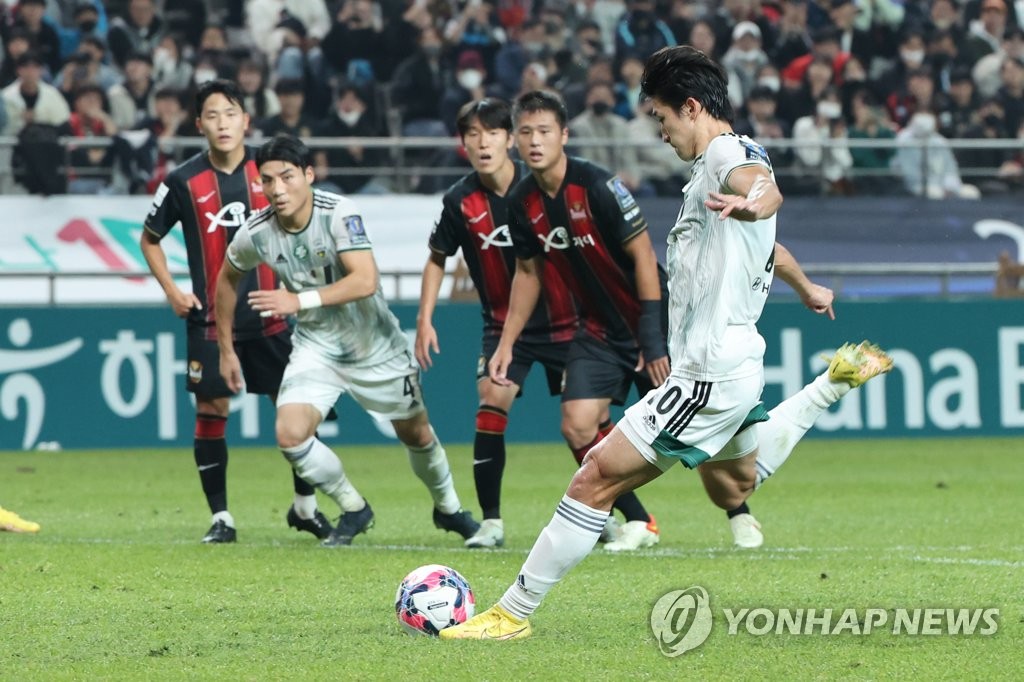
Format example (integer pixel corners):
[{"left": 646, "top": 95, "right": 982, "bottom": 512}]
[
  {"left": 619, "top": 372, "right": 768, "bottom": 472},
  {"left": 277, "top": 346, "right": 426, "bottom": 422}
]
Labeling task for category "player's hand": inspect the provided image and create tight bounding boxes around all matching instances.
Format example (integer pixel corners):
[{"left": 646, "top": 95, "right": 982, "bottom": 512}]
[
  {"left": 248, "top": 288, "right": 299, "bottom": 318},
  {"left": 167, "top": 288, "right": 202, "bottom": 318},
  {"left": 220, "top": 351, "right": 244, "bottom": 394},
  {"left": 801, "top": 283, "right": 836, "bottom": 320},
  {"left": 641, "top": 353, "right": 671, "bottom": 387},
  {"left": 705, "top": 192, "right": 763, "bottom": 222},
  {"left": 488, "top": 345, "right": 514, "bottom": 387},
  {"left": 415, "top": 323, "right": 440, "bottom": 370}
]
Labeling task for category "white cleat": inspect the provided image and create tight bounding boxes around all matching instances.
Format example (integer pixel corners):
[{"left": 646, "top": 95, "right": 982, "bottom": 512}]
[
  {"left": 604, "top": 516, "right": 659, "bottom": 552},
  {"left": 465, "top": 518, "right": 505, "bottom": 548},
  {"left": 598, "top": 515, "right": 622, "bottom": 544},
  {"left": 730, "top": 513, "right": 763, "bottom": 549}
]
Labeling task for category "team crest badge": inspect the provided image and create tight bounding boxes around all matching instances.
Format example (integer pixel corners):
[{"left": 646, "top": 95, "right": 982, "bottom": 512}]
[
  {"left": 294, "top": 243, "right": 309, "bottom": 260},
  {"left": 188, "top": 361, "right": 203, "bottom": 384}
]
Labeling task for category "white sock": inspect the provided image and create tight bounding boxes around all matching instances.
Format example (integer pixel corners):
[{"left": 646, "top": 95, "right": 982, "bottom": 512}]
[
  {"left": 754, "top": 372, "right": 851, "bottom": 488},
  {"left": 407, "top": 437, "right": 460, "bottom": 515},
  {"left": 282, "top": 437, "right": 365, "bottom": 513},
  {"left": 499, "top": 496, "right": 607, "bottom": 620},
  {"left": 212, "top": 510, "right": 235, "bottom": 528},
  {"left": 292, "top": 493, "right": 318, "bottom": 520}
]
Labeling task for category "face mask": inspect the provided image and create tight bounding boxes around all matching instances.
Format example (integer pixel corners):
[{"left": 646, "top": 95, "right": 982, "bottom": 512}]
[
  {"left": 78, "top": 20, "right": 97, "bottom": 33},
  {"left": 457, "top": 69, "right": 483, "bottom": 90},
  {"left": 817, "top": 101, "right": 842, "bottom": 120},
  {"left": 338, "top": 109, "right": 362, "bottom": 126},
  {"left": 591, "top": 101, "right": 611, "bottom": 116},
  {"left": 153, "top": 48, "right": 173, "bottom": 69},
  {"left": 901, "top": 49, "right": 925, "bottom": 67},
  {"left": 910, "top": 113, "right": 936, "bottom": 136},
  {"left": 758, "top": 76, "right": 780, "bottom": 92},
  {"left": 932, "top": 18, "right": 954, "bottom": 30},
  {"left": 524, "top": 41, "right": 545, "bottom": 55},
  {"left": 422, "top": 45, "right": 442, "bottom": 58},
  {"left": 735, "top": 48, "right": 761, "bottom": 61},
  {"left": 194, "top": 68, "right": 217, "bottom": 84}
]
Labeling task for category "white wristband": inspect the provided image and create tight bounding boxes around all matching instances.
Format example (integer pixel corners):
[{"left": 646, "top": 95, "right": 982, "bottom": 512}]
[{"left": 297, "top": 290, "right": 322, "bottom": 310}]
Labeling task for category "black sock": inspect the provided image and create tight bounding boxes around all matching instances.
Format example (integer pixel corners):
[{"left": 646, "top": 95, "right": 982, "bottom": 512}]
[
  {"left": 474, "top": 431, "right": 506, "bottom": 520},
  {"left": 292, "top": 470, "right": 315, "bottom": 496},
  {"left": 612, "top": 491, "right": 649, "bottom": 523},
  {"left": 194, "top": 437, "right": 228, "bottom": 514},
  {"left": 727, "top": 502, "right": 750, "bottom": 519}
]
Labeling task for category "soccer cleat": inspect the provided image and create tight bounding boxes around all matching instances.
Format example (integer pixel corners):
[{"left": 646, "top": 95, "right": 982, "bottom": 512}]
[
  {"left": 286, "top": 505, "right": 333, "bottom": 540},
  {"left": 0, "top": 506, "right": 40, "bottom": 533},
  {"left": 604, "top": 515, "right": 659, "bottom": 552},
  {"left": 729, "top": 513, "right": 763, "bottom": 549},
  {"left": 826, "top": 341, "right": 894, "bottom": 388},
  {"left": 433, "top": 508, "right": 481, "bottom": 540},
  {"left": 201, "top": 519, "right": 237, "bottom": 544},
  {"left": 465, "top": 518, "right": 505, "bottom": 548},
  {"left": 597, "top": 515, "right": 622, "bottom": 544},
  {"left": 322, "top": 502, "right": 375, "bottom": 547},
  {"left": 439, "top": 605, "right": 532, "bottom": 641}
]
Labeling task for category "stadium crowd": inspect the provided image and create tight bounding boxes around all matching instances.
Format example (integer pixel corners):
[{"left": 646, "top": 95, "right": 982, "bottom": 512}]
[{"left": 1, "top": 0, "right": 1023, "bottom": 197}]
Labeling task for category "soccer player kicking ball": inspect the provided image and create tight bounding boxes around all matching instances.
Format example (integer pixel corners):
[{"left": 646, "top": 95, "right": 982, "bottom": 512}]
[
  {"left": 214, "top": 133, "right": 480, "bottom": 548},
  {"left": 140, "top": 79, "right": 329, "bottom": 544},
  {"left": 441, "top": 46, "right": 893, "bottom": 640}
]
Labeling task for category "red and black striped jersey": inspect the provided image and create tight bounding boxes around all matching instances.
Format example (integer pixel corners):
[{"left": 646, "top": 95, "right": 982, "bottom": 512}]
[
  {"left": 430, "top": 161, "right": 577, "bottom": 344},
  {"left": 143, "top": 148, "right": 287, "bottom": 341},
  {"left": 507, "top": 156, "right": 666, "bottom": 348}
]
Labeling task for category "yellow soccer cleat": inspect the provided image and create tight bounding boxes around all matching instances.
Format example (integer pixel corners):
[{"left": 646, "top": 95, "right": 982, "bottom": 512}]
[
  {"left": 0, "top": 506, "right": 40, "bottom": 533},
  {"left": 826, "top": 340, "right": 894, "bottom": 388},
  {"left": 439, "top": 605, "right": 532, "bottom": 641}
]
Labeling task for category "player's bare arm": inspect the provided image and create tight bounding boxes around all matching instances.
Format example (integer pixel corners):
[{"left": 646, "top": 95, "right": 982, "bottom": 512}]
[
  {"left": 247, "top": 249, "right": 380, "bottom": 317},
  {"left": 622, "top": 231, "right": 670, "bottom": 387},
  {"left": 214, "top": 260, "right": 245, "bottom": 393},
  {"left": 140, "top": 230, "right": 202, "bottom": 317},
  {"left": 706, "top": 165, "right": 783, "bottom": 222},
  {"left": 773, "top": 242, "right": 835, "bottom": 319},
  {"left": 415, "top": 251, "right": 448, "bottom": 370},
  {"left": 489, "top": 255, "right": 543, "bottom": 386}
]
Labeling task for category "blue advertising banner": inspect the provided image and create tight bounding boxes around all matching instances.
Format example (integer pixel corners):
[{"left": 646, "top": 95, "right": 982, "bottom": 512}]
[{"left": 1, "top": 300, "right": 1021, "bottom": 450}]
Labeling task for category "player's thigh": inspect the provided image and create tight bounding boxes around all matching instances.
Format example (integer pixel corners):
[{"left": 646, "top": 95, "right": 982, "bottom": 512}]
[
  {"left": 277, "top": 344, "right": 347, "bottom": 422},
  {"left": 235, "top": 331, "right": 291, "bottom": 395},
  {"left": 345, "top": 351, "right": 427, "bottom": 422},
  {"left": 618, "top": 373, "right": 763, "bottom": 473},
  {"left": 561, "top": 336, "right": 634, "bottom": 406}
]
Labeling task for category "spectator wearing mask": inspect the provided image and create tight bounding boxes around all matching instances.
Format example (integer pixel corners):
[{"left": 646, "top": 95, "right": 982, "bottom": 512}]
[
  {"left": 443, "top": 0, "right": 507, "bottom": 76},
  {"left": 151, "top": 34, "right": 194, "bottom": 92},
  {"left": 876, "top": 29, "right": 929, "bottom": 103},
  {"left": 778, "top": 54, "right": 835, "bottom": 126},
  {"left": 494, "top": 18, "right": 547, "bottom": 99},
  {"left": 892, "top": 111, "right": 980, "bottom": 199},
  {"left": 568, "top": 80, "right": 646, "bottom": 194},
  {"left": 792, "top": 86, "right": 854, "bottom": 195},
  {"left": 107, "top": 0, "right": 165, "bottom": 69},
  {"left": 722, "top": 20, "right": 769, "bottom": 106},
  {"left": 440, "top": 49, "right": 493, "bottom": 134},
  {"left": 59, "top": 2, "right": 108, "bottom": 64},
  {"left": 313, "top": 82, "right": 389, "bottom": 194}
]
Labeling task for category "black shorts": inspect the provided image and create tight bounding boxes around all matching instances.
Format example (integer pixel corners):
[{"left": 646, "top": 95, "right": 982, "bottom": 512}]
[
  {"left": 562, "top": 333, "right": 650, "bottom": 406},
  {"left": 186, "top": 327, "right": 291, "bottom": 398},
  {"left": 478, "top": 336, "right": 569, "bottom": 397}
]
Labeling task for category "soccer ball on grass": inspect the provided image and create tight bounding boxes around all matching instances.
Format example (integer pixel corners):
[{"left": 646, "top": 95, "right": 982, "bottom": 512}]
[{"left": 395, "top": 564, "right": 475, "bottom": 636}]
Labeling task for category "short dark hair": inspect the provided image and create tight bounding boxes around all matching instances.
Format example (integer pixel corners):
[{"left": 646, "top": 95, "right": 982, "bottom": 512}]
[
  {"left": 274, "top": 78, "right": 306, "bottom": 96},
  {"left": 194, "top": 78, "right": 245, "bottom": 117},
  {"left": 256, "top": 133, "right": 313, "bottom": 171},
  {"left": 512, "top": 89, "right": 568, "bottom": 128},
  {"left": 640, "top": 46, "right": 734, "bottom": 122},
  {"left": 456, "top": 97, "right": 512, "bottom": 137}
]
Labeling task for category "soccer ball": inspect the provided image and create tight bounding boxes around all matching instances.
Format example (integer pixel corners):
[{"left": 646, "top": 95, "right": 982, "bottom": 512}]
[{"left": 395, "top": 564, "right": 475, "bottom": 636}]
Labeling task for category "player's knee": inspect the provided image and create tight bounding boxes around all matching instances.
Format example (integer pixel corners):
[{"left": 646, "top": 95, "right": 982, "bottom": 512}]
[
  {"left": 567, "top": 445, "right": 618, "bottom": 507},
  {"left": 560, "top": 417, "right": 594, "bottom": 449},
  {"left": 475, "top": 406, "right": 508, "bottom": 435},
  {"left": 393, "top": 414, "right": 433, "bottom": 448},
  {"left": 195, "top": 413, "right": 226, "bottom": 440},
  {"left": 276, "top": 419, "right": 313, "bottom": 450},
  {"left": 705, "top": 478, "right": 753, "bottom": 510}
]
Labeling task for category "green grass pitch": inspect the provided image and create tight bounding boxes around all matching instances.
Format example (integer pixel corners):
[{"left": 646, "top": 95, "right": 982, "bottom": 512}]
[{"left": 1, "top": 438, "right": 1021, "bottom": 680}]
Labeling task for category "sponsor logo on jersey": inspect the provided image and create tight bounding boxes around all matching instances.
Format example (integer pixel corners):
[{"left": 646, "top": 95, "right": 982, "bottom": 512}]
[
  {"left": 197, "top": 190, "right": 216, "bottom": 204},
  {"left": 538, "top": 226, "right": 571, "bottom": 252},
  {"left": 149, "top": 182, "right": 169, "bottom": 216},
  {"left": 204, "top": 201, "right": 247, "bottom": 233},
  {"left": 344, "top": 215, "right": 369, "bottom": 245},
  {"left": 607, "top": 177, "right": 637, "bottom": 213},
  {"left": 477, "top": 224, "right": 512, "bottom": 250},
  {"left": 468, "top": 212, "right": 489, "bottom": 224}
]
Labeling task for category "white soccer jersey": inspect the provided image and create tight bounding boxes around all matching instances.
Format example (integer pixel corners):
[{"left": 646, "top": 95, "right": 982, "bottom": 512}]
[
  {"left": 227, "top": 189, "right": 408, "bottom": 366},
  {"left": 666, "top": 133, "right": 777, "bottom": 381}
]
